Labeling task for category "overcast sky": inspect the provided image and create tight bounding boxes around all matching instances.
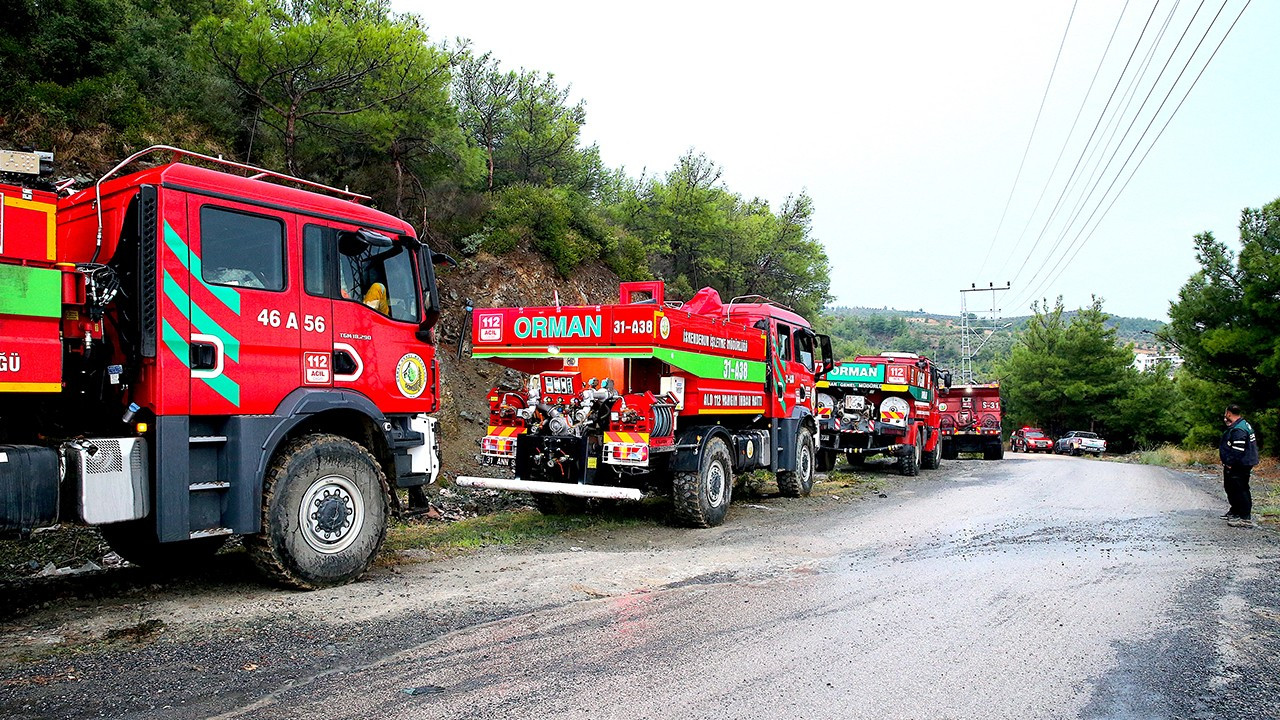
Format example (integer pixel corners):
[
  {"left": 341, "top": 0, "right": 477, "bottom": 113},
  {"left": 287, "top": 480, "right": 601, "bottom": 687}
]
[{"left": 398, "top": 0, "right": 1276, "bottom": 321}]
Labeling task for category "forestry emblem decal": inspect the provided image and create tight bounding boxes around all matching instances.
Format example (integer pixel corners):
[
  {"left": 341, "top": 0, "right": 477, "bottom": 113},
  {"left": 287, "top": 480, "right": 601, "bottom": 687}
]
[{"left": 396, "top": 353, "right": 428, "bottom": 398}]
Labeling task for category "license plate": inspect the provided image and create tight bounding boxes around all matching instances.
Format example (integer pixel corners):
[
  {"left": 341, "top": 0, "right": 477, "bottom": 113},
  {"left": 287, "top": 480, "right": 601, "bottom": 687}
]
[{"left": 483, "top": 456, "right": 513, "bottom": 467}]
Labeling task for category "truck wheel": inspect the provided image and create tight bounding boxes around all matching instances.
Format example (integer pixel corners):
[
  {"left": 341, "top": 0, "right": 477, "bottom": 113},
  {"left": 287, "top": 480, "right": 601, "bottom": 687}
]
[
  {"left": 899, "top": 433, "right": 922, "bottom": 477},
  {"left": 99, "top": 519, "right": 226, "bottom": 569},
  {"left": 247, "top": 434, "right": 389, "bottom": 589},
  {"left": 673, "top": 436, "right": 733, "bottom": 528},
  {"left": 532, "top": 493, "right": 590, "bottom": 516},
  {"left": 845, "top": 451, "right": 866, "bottom": 467},
  {"left": 921, "top": 437, "right": 941, "bottom": 470},
  {"left": 816, "top": 448, "right": 837, "bottom": 473},
  {"left": 777, "top": 427, "right": 816, "bottom": 498},
  {"left": 941, "top": 443, "right": 959, "bottom": 461}
]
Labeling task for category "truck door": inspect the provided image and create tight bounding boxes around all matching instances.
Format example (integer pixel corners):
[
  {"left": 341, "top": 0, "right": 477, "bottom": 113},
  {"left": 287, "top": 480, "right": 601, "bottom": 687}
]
[
  {"left": 794, "top": 329, "right": 818, "bottom": 413},
  {"left": 300, "top": 224, "right": 336, "bottom": 388},
  {"left": 772, "top": 323, "right": 802, "bottom": 416},
  {"left": 185, "top": 198, "right": 300, "bottom": 415},
  {"left": 329, "top": 232, "right": 428, "bottom": 414}
]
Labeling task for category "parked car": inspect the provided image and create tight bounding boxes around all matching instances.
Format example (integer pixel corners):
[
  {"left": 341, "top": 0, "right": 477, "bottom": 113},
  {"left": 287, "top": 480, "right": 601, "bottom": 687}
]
[
  {"left": 1011, "top": 427, "right": 1054, "bottom": 453},
  {"left": 1054, "top": 430, "right": 1107, "bottom": 456}
]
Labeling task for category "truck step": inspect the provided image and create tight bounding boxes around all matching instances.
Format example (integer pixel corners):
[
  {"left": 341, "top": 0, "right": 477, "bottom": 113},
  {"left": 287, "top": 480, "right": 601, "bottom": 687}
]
[
  {"left": 190, "top": 527, "right": 233, "bottom": 540},
  {"left": 189, "top": 481, "right": 230, "bottom": 491},
  {"left": 189, "top": 435, "right": 228, "bottom": 444}
]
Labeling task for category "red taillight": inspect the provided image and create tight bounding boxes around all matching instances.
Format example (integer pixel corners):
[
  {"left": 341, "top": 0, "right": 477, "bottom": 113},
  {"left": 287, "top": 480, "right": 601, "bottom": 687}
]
[
  {"left": 482, "top": 436, "right": 517, "bottom": 456},
  {"left": 606, "top": 443, "right": 650, "bottom": 464}
]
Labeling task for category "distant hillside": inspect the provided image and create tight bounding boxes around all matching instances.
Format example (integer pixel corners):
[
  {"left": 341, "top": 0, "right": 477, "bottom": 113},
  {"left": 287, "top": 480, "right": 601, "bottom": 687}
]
[{"left": 819, "top": 307, "right": 1165, "bottom": 380}]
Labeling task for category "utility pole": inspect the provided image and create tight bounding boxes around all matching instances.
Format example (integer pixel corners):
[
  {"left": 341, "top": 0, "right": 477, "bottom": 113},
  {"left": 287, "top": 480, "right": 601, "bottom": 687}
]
[{"left": 959, "top": 282, "right": 1011, "bottom": 384}]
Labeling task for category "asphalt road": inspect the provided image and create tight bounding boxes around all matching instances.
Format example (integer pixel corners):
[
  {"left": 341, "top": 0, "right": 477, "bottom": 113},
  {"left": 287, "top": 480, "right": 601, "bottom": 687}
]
[{"left": 3, "top": 453, "right": 1278, "bottom": 719}]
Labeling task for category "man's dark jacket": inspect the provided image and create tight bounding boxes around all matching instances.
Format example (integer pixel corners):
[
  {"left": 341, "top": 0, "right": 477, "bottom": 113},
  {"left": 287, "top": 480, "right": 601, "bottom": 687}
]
[{"left": 1220, "top": 418, "right": 1260, "bottom": 467}]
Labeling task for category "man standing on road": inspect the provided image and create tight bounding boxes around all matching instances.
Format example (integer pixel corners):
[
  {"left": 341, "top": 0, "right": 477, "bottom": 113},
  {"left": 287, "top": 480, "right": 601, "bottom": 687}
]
[{"left": 1219, "top": 404, "right": 1260, "bottom": 527}]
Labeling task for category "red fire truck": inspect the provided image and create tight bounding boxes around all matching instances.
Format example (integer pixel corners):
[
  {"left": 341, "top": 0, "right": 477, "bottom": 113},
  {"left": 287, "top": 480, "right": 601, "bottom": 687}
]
[
  {"left": 0, "top": 146, "right": 450, "bottom": 588},
  {"left": 458, "top": 282, "right": 833, "bottom": 527},
  {"left": 937, "top": 383, "right": 1005, "bottom": 460},
  {"left": 815, "top": 353, "right": 946, "bottom": 475}
]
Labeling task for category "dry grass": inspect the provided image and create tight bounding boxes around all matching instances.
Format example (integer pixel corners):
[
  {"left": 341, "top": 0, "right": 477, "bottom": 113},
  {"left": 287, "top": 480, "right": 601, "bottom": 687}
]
[{"left": 1132, "top": 445, "right": 1219, "bottom": 468}]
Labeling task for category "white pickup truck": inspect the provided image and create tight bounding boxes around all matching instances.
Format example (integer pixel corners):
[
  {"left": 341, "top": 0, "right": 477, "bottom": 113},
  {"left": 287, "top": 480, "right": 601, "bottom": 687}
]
[{"left": 1054, "top": 430, "right": 1107, "bottom": 457}]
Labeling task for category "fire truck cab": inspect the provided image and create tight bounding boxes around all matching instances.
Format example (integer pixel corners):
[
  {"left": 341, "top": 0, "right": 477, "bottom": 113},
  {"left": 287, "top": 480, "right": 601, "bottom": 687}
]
[{"left": 0, "top": 147, "right": 448, "bottom": 588}]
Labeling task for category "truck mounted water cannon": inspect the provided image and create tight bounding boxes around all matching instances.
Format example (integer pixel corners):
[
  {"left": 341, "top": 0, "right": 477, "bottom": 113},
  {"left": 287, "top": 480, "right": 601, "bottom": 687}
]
[
  {"left": 0, "top": 146, "right": 454, "bottom": 588},
  {"left": 815, "top": 352, "right": 946, "bottom": 476},
  {"left": 458, "top": 281, "right": 834, "bottom": 527}
]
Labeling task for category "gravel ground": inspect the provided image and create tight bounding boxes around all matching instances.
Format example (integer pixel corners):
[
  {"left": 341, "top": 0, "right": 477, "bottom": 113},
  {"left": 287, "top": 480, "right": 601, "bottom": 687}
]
[{"left": 1, "top": 454, "right": 1276, "bottom": 719}]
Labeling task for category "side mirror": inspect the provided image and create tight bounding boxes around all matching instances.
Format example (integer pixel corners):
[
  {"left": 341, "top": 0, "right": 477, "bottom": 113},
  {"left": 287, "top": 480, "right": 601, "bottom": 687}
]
[
  {"left": 432, "top": 251, "right": 459, "bottom": 267},
  {"left": 817, "top": 334, "right": 835, "bottom": 378},
  {"left": 942, "top": 370, "right": 953, "bottom": 389}
]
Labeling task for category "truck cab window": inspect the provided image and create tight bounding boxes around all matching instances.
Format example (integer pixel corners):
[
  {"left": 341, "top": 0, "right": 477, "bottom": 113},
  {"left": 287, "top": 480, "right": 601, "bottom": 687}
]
[
  {"left": 339, "top": 244, "right": 419, "bottom": 322},
  {"left": 776, "top": 324, "right": 792, "bottom": 362},
  {"left": 200, "top": 207, "right": 285, "bottom": 290},
  {"left": 302, "top": 225, "right": 333, "bottom": 297},
  {"left": 796, "top": 331, "right": 815, "bottom": 371}
]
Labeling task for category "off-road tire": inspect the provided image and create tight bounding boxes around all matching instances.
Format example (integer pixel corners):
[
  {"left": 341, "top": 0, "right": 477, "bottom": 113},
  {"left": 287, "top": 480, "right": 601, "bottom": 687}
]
[
  {"left": 99, "top": 519, "right": 227, "bottom": 569},
  {"left": 921, "top": 435, "right": 941, "bottom": 470},
  {"left": 1071, "top": 448, "right": 1083, "bottom": 457},
  {"left": 672, "top": 436, "right": 734, "bottom": 527},
  {"left": 816, "top": 448, "right": 837, "bottom": 473},
  {"left": 777, "top": 427, "right": 816, "bottom": 498},
  {"left": 247, "top": 433, "right": 389, "bottom": 590},
  {"left": 899, "top": 432, "right": 922, "bottom": 477},
  {"left": 532, "top": 493, "right": 590, "bottom": 516},
  {"left": 983, "top": 443, "right": 1004, "bottom": 460}
]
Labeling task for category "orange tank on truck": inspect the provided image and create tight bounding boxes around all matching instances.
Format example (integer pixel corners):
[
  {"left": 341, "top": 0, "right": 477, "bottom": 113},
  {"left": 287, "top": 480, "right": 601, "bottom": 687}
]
[
  {"left": 0, "top": 146, "right": 457, "bottom": 589},
  {"left": 814, "top": 353, "right": 948, "bottom": 476},
  {"left": 457, "top": 281, "right": 834, "bottom": 528}
]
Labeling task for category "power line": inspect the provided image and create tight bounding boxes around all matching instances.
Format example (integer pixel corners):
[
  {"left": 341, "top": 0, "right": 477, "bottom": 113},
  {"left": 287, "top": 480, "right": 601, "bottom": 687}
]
[
  {"left": 1014, "top": 0, "right": 1221, "bottom": 308},
  {"left": 975, "top": 0, "right": 1079, "bottom": 279},
  {"left": 1009, "top": 0, "right": 1202, "bottom": 309},
  {"left": 1003, "top": 0, "right": 1192, "bottom": 304},
  {"left": 1001, "top": 1, "right": 1164, "bottom": 292},
  {"left": 1017, "top": 0, "right": 1249, "bottom": 309},
  {"left": 1045, "top": 0, "right": 1182, "bottom": 262},
  {"left": 992, "top": 0, "right": 1132, "bottom": 282},
  {"left": 1043, "top": 0, "right": 1182, "bottom": 261}
]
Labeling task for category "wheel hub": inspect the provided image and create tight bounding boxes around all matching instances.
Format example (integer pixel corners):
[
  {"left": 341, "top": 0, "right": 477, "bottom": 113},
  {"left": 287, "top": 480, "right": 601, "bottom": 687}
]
[
  {"left": 313, "top": 492, "right": 351, "bottom": 535},
  {"left": 706, "top": 462, "right": 726, "bottom": 507},
  {"left": 299, "top": 474, "right": 366, "bottom": 554}
]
